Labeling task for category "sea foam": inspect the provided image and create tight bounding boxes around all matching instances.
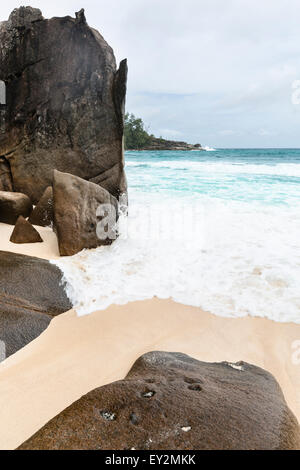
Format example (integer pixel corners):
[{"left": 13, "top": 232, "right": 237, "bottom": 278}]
[
  {"left": 52, "top": 190, "right": 300, "bottom": 323},
  {"left": 52, "top": 150, "right": 300, "bottom": 322}
]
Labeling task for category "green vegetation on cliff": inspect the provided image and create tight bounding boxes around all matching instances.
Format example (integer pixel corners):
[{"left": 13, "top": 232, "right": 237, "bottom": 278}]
[
  {"left": 124, "top": 113, "right": 152, "bottom": 150},
  {"left": 124, "top": 113, "right": 202, "bottom": 151}
]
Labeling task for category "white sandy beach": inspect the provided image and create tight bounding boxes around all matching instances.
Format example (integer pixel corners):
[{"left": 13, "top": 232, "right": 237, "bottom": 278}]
[
  {"left": 0, "top": 222, "right": 59, "bottom": 259},
  {"left": 0, "top": 225, "right": 299, "bottom": 450}
]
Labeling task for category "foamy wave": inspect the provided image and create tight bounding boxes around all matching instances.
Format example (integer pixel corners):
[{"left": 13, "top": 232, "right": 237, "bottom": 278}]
[
  {"left": 53, "top": 195, "right": 300, "bottom": 323},
  {"left": 126, "top": 160, "right": 300, "bottom": 177}
]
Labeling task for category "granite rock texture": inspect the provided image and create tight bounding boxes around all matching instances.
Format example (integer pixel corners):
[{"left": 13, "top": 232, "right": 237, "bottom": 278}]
[
  {"left": 10, "top": 215, "right": 43, "bottom": 243},
  {"left": 0, "top": 251, "right": 72, "bottom": 358},
  {"left": 53, "top": 170, "right": 119, "bottom": 256},
  {"left": 28, "top": 186, "right": 53, "bottom": 227},
  {"left": 0, "top": 190, "right": 32, "bottom": 224},
  {"left": 0, "top": 156, "right": 13, "bottom": 191}
]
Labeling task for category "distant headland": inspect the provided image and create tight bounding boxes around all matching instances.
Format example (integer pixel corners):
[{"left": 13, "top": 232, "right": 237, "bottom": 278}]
[{"left": 125, "top": 113, "right": 203, "bottom": 151}]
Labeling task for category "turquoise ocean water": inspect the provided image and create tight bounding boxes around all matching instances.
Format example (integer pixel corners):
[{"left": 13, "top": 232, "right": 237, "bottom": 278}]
[
  {"left": 55, "top": 149, "right": 300, "bottom": 323},
  {"left": 126, "top": 148, "right": 300, "bottom": 206}
]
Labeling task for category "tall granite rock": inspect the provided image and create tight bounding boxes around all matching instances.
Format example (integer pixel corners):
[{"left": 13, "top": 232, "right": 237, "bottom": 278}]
[{"left": 0, "top": 7, "right": 127, "bottom": 203}]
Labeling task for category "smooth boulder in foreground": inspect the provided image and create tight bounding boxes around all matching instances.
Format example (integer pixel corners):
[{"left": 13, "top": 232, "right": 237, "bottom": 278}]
[
  {"left": 0, "top": 191, "right": 32, "bottom": 225},
  {"left": 10, "top": 216, "right": 43, "bottom": 244},
  {"left": 0, "top": 251, "right": 72, "bottom": 358},
  {"left": 53, "top": 170, "right": 119, "bottom": 256},
  {"left": 18, "top": 351, "right": 300, "bottom": 450}
]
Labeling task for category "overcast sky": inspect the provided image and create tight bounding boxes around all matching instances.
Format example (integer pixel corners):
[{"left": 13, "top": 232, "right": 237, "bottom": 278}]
[{"left": 2, "top": 0, "right": 300, "bottom": 147}]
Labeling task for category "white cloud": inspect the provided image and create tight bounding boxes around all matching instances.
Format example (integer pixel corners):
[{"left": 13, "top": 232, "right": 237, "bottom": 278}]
[
  {"left": 160, "top": 129, "right": 183, "bottom": 138},
  {"left": 219, "top": 130, "right": 236, "bottom": 136},
  {"left": 258, "top": 129, "right": 275, "bottom": 136}
]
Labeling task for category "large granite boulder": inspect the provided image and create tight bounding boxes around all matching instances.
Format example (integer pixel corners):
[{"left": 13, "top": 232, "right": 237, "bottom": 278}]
[
  {"left": 18, "top": 352, "right": 300, "bottom": 450},
  {"left": 0, "top": 310, "right": 51, "bottom": 361},
  {"left": 0, "top": 251, "right": 72, "bottom": 358},
  {"left": 53, "top": 170, "right": 119, "bottom": 256},
  {"left": 10, "top": 216, "right": 43, "bottom": 244},
  {"left": 0, "top": 191, "right": 32, "bottom": 224},
  {"left": 28, "top": 186, "right": 53, "bottom": 227},
  {"left": 0, "top": 7, "right": 127, "bottom": 204}
]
